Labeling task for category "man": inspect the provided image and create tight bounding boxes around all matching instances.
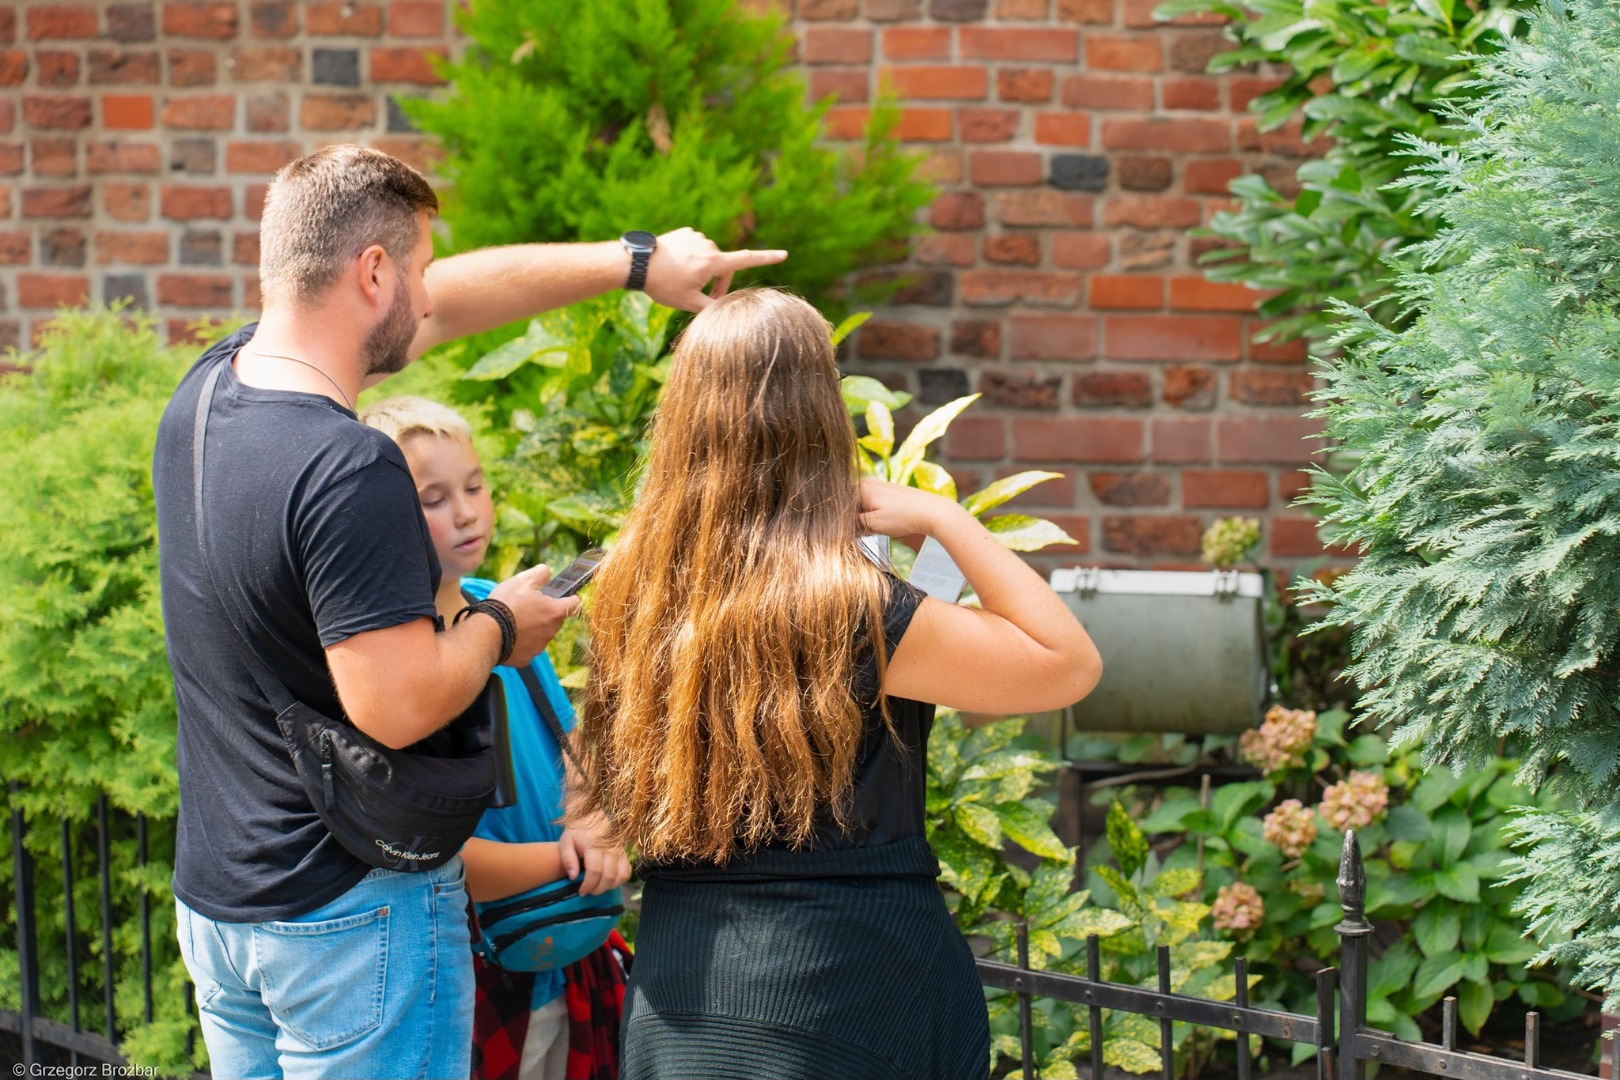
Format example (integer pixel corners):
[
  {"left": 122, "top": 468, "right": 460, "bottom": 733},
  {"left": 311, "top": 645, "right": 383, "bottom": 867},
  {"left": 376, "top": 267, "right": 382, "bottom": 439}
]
[{"left": 152, "top": 144, "right": 785, "bottom": 1080}]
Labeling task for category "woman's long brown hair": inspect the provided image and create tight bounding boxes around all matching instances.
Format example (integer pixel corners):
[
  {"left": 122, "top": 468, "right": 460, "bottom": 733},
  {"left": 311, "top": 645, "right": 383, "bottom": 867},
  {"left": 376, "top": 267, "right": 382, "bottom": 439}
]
[{"left": 574, "top": 288, "right": 890, "bottom": 863}]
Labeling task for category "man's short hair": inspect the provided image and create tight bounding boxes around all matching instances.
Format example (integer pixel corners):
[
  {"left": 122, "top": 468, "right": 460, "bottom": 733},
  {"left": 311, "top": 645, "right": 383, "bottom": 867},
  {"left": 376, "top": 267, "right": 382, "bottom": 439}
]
[
  {"left": 359, "top": 395, "right": 473, "bottom": 447},
  {"left": 259, "top": 145, "right": 439, "bottom": 307}
]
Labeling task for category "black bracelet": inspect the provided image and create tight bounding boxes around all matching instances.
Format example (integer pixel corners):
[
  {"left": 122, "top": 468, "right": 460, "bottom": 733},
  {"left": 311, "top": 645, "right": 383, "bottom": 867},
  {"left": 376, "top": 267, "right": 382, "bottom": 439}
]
[{"left": 454, "top": 598, "right": 517, "bottom": 667}]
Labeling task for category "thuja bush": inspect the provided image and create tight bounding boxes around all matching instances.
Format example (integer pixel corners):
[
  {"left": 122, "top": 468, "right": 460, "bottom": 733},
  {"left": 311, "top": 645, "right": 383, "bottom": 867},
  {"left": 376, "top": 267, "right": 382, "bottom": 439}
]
[
  {"left": 1154, "top": 0, "right": 1533, "bottom": 343},
  {"left": 405, "top": 0, "right": 934, "bottom": 316},
  {"left": 0, "top": 307, "right": 204, "bottom": 1073},
  {"left": 1303, "top": 0, "right": 1620, "bottom": 1008}
]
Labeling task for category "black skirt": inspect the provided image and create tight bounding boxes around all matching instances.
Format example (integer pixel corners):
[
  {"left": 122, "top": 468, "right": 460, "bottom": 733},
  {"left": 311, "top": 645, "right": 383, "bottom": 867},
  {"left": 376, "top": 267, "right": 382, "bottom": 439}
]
[{"left": 623, "top": 835, "right": 990, "bottom": 1080}]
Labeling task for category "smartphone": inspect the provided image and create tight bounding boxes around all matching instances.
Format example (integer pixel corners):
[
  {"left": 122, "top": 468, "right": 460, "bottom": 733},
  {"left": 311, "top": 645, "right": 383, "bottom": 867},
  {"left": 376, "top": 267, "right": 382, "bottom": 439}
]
[
  {"left": 907, "top": 537, "right": 966, "bottom": 603},
  {"left": 859, "top": 534, "right": 892, "bottom": 569},
  {"left": 540, "top": 548, "right": 606, "bottom": 598}
]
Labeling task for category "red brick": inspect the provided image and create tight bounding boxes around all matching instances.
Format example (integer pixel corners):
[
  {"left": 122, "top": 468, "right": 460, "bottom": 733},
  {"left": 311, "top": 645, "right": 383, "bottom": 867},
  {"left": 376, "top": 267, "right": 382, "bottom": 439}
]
[
  {"left": 24, "top": 96, "right": 91, "bottom": 130},
  {"left": 1085, "top": 35, "right": 1160, "bottom": 72},
  {"left": 856, "top": 320, "right": 940, "bottom": 360},
  {"left": 1236, "top": 117, "right": 1332, "bottom": 158},
  {"left": 168, "top": 48, "right": 216, "bottom": 86},
  {"left": 1216, "top": 418, "right": 1326, "bottom": 464},
  {"left": 962, "top": 270, "right": 1083, "bottom": 308},
  {"left": 950, "top": 318, "right": 1001, "bottom": 358},
  {"left": 1151, "top": 417, "right": 1210, "bottom": 463},
  {"left": 1058, "top": 0, "right": 1114, "bottom": 22},
  {"left": 1118, "top": 155, "right": 1172, "bottom": 192},
  {"left": 1168, "top": 30, "right": 1227, "bottom": 74},
  {"left": 162, "top": 95, "right": 234, "bottom": 130},
  {"left": 1090, "top": 471, "right": 1169, "bottom": 507},
  {"left": 1163, "top": 76, "right": 1220, "bottom": 110},
  {"left": 30, "top": 136, "right": 75, "bottom": 176},
  {"left": 1230, "top": 76, "right": 1286, "bottom": 114},
  {"left": 980, "top": 370, "right": 1060, "bottom": 409},
  {"left": 944, "top": 415, "right": 1005, "bottom": 460},
  {"left": 232, "top": 230, "right": 259, "bottom": 265},
  {"left": 824, "top": 107, "right": 869, "bottom": 141},
  {"left": 244, "top": 181, "right": 269, "bottom": 221},
  {"left": 0, "top": 100, "right": 15, "bottom": 134},
  {"left": 1089, "top": 274, "right": 1162, "bottom": 310},
  {"left": 928, "top": 192, "right": 983, "bottom": 233},
  {"left": 1162, "top": 364, "right": 1215, "bottom": 409},
  {"left": 1009, "top": 315, "right": 1097, "bottom": 360},
  {"left": 1073, "top": 371, "right": 1150, "bottom": 408},
  {"left": 161, "top": 183, "right": 232, "bottom": 220},
  {"left": 18, "top": 271, "right": 89, "bottom": 308},
  {"left": 868, "top": 0, "right": 923, "bottom": 19},
  {"left": 103, "top": 180, "right": 148, "bottom": 221},
  {"left": 960, "top": 108, "right": 1018, "bottom": 143},
  {"left": 996, "top": 0, "right": 1051, "bottom": 16},
  {"left": 1185, "top": 158, "right": 1242, "bottom": 195},
  {"left": 881, "top": 66, "right": 988, "bottom": 101},
  {"left": 88, "top": 47, "right": 161, "bottom": 85},
  {"left": 0, "top": 9, "right": 13, "bottom": 44},
  {"left": 371, "top": 46, "right": 447, "bottom": 85},
  {"left": 1105, "top": 315, "right": 1243, "bottom": 362},
  {"left": 1103, "top": 515, "right": 1202, "bottom": 556},
  {"left": 997, "top": 69, "right": 1053, "bottom": 103},
  {"left": 300, "top": 94, "right": 377, "bottom": 130},
  {"left": 245, "top": 91, "right": 288, "bottom": 132},
  {"left": 1104, "top": 194, "right": 1201, "bottom": 230},
  {"left": 306, "top": 2, "right": 383, "bottom": 36},
  {"left": 1016, "top": 417, "right": 1143, "bottom": 464},
  {"left": 102, "top": 94, "right": 154, "bottom": 130},
  {"left": 1183, "top": 469, "right": 1268, "bottom": 509},
  {"left": 1034, "top": 113, "right": 1089, "bottom": 147},
  {"left": 162, "top": 2, "right": 239, "bottom": 39},
  {"left": 0, "top": 145, "right": 21, "bottom": 175},
  {"left": 0, "top": 231, "right": 30, "bottom": 263},
  {"left": 85, "top": 139, "right": 159, "bottom": 174},
  {"left": 997, "top": 190, "right": 1091, "bottom": 227},
  {"left": 0, "top": 51, "right": 27, "bottom": 86},
  {"left": 388, "top": 0, "right": 444, "bottom": 37},
  {"left": 1061, "top": 74, "right": 1154, "bottom": 111},
  {"left": 250, "top": 1, "right": 299, "bottom": 38},
  {"left": 158, "top": 272, "right": 231, "bottom": 306},
  {"left": 883, "top": 26, "right": 950, "bottom": 60},
  {"left": 1249, "top": 333, "right": 1309, "bottom": 364},
  {"left": 799, "top": 0, "right": 858, "bottom": 17},
  {"left": 1270, "top": 516, "right": 1328, "bottom": 558},
  {"left": 1230, "top": 369, "right": 1315, "bottom": 406},
  {"left": 36, "top": 49, "right": 80, "bottom": 87},
  {"left": 920, "top": 149, "right": 963, "bottom": 184},
  {"left": 1053, "top": 232, "right": 1110, "bottom": 269},
  {"left": 225, "top": 139, "right": 300, "bottom": 174},
  {"left": 1277, "top": 469, "right": 1312, "bottom": 503},
  {"left": 961, "top": 27, "right": 1077, "bottom": 62},
  {"left": 22, "top": 183, "right": 90, "bottom": 218},
  {"left": 810, "top": 68, "right": 868, "bottom": 103},
  {"left": 898, "top": 108, "right": 953, "bottom": 141},
  {"left": 26, "top": 5, "right": 97, "bottom": 40},
  {"left": 229, "top": 45, "right": 300, "bottom": 81},
  {"left": 803, "top": 28, "right": 871, "bottom": 64},
  {"left": 970, "top": 151, "right": 1041, "bottom": 186},
  {"left": 915, "top": 233, "right": 977, "bottom": 265},
  {"left": 166, "top": 318, "right": 215, "bottom": 345},
  {"left": 985, "top": 234, "right": 1039, "bottom": 265},
  {"left": 1102, "top": 118, "right": 1230, "bottom": 152},
  {"left": 96, "top": 229, "right": 168, "bottom": 264},
  {"left": 1170, "top": 275, "right": 1263, "bottom": 312}
]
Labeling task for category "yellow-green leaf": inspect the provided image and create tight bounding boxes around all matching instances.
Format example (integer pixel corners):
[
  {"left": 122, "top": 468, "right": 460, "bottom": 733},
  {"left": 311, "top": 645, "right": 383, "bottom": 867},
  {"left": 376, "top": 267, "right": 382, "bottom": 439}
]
[
  {"left": 831, "top": 310, "right": 872, "bottom": 347},
  {"left": 912, "top": 459, "right": 957, "bottom": 500},
  {"left": 956, "top": 802, "right": 1003, "bottom": 849},
  {"left": 840, "top": 374, "right": 911, "bottom": 414},
  {"left": 1148, "top": 867, "right": 1201, "bottom": 899},
  {"left": 963, "top": 471, "right": 1066, "bottom": 518},
  {"left": 861, "top": 399, "right": 895, "bottom": 457},
  {"left": 984, "top": 515, "right": 1080, "bottom": 552},
  {"left": 891, "top": 394, "right": 980, "bottom": 486},
  {"left": 1105, "top": 1038, "right": 1164, "bottom": 1074}
]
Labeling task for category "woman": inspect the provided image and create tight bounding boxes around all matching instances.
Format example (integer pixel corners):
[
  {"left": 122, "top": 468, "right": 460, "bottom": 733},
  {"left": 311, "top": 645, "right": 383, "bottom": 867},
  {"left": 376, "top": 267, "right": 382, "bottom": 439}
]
[{"left": 574, "top": 288, "right": 1103, "bottom": 1080}]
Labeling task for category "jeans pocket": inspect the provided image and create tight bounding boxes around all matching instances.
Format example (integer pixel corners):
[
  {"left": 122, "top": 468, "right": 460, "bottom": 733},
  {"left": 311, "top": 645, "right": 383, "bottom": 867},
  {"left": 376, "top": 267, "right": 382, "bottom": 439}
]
[{"left": 253, "top": 906, "right": 389, "bottom": 1051}]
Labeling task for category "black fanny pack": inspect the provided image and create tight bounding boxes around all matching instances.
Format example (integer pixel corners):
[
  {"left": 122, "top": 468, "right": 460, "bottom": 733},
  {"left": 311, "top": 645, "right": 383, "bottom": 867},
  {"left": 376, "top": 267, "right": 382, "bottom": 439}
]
[{"left": 191, "top": 361, "right": 496, "bottom": 872}]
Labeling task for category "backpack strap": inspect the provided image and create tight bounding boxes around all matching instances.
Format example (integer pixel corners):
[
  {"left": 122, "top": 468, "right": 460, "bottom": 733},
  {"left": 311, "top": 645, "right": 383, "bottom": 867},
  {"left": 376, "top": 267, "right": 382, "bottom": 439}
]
[{"left": 458, "top": 585, "right": 583, "bottom": 774}]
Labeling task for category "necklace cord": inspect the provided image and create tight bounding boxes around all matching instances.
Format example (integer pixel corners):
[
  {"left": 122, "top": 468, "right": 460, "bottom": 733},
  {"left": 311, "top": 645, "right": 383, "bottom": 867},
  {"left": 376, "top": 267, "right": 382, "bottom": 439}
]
[{"left": 246, "top": 351, "right": 356, "bottom": 412}]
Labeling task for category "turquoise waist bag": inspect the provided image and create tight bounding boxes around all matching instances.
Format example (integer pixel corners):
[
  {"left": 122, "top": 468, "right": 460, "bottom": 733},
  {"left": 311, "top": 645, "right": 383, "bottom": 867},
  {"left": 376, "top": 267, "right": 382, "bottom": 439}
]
[{"left": 474, "top": 879, "right": 623, "bottom": 972}]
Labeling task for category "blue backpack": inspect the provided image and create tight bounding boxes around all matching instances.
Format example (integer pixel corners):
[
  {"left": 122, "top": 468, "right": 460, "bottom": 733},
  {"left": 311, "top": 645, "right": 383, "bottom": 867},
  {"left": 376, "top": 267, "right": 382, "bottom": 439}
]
[{"left": 472, "top": 663, "right": 623, "bottom": 973}]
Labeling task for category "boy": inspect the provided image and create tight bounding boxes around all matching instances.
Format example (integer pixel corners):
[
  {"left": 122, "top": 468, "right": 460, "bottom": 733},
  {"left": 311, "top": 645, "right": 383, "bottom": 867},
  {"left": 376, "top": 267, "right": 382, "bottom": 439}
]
[{"left": 362, "top": 395, "right": 631, "bottom": 1080}]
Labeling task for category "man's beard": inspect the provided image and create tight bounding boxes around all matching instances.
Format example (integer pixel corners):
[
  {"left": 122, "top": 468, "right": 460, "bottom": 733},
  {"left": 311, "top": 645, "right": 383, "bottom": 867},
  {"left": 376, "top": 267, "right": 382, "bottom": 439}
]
[{"left": 361, "top": 273, "right": 417, "bottom": 378}]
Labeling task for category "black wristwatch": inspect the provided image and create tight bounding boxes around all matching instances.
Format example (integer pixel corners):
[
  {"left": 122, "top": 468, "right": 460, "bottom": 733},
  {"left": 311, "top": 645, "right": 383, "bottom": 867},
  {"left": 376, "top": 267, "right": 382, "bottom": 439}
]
[{"left": 620, "top": 230, "right": 657, "bottom": 292}]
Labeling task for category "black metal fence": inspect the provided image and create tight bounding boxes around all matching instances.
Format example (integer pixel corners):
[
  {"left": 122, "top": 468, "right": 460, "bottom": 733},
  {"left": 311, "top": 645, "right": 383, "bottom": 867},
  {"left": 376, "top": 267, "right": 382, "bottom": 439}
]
[{"left": 6, "top": 793, "right": 1606, "bottom": 1080}]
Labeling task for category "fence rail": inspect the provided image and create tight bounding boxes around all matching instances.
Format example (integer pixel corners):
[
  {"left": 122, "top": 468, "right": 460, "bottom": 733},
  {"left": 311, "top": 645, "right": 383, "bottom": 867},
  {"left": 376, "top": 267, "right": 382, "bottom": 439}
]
[{"left": 6, "top": 791, "right": 1607, "bottom": 1080}]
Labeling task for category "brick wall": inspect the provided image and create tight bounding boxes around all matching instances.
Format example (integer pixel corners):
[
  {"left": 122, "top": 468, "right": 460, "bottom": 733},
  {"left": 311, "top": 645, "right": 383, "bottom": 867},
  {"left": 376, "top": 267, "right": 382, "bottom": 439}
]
[{"left": 0, "top": 0, "right": 1336, "bottom": 572}]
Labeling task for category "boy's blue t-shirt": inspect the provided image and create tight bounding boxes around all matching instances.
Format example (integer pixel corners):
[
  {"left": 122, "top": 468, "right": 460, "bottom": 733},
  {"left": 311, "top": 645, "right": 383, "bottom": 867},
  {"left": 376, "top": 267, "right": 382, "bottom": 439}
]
[{"left": 462, "top": 576, "right": 574, "bottom": 1010}]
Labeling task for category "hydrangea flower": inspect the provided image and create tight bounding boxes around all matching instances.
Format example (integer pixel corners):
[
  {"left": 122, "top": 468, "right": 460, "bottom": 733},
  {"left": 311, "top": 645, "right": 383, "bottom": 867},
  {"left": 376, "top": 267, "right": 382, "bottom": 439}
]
[
  {"left": 1262, "top": 798, "right": 1318, "bottom": 858},
  {"left": 1212, "top": 882, "right": 1265, "bottom": 936},
  {"left": 1320, "top": 770, "right": 1390, "bottom": 832},
  {"left": 1239, "top": 705, "right": 1318, "bottom": 776},
  {"left": 1202, "top": 516, "right": 1262, "bottom": 568}
]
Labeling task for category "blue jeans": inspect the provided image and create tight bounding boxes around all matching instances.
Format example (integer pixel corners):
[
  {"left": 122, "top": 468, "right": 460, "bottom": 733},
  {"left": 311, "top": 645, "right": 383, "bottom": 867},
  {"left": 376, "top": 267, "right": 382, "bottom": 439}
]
[{"left": 175, "top": 857, "right": 473, "bottom": 1080}]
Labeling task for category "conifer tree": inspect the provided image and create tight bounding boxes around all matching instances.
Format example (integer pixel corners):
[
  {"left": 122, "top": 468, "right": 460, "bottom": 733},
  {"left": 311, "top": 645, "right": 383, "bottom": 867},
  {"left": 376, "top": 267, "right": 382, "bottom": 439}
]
[{"left": 1304, "top": 0, "right": 1620, "bottom": 1004}]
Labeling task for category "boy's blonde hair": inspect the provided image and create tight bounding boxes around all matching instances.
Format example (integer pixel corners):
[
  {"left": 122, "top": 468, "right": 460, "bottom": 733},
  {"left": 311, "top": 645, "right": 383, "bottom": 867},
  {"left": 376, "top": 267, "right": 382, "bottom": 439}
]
[{"left": 359, "top": 395, "right": 472, "bottom": 446}]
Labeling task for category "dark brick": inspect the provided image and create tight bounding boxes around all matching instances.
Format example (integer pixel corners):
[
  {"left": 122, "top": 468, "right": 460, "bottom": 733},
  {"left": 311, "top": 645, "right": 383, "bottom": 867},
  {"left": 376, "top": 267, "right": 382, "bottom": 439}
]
[
  {"left": 108, "top": 4, "right": 157, "bottom": 42},
  {"left": 41, "top": 227, "right": 86, "bottom": 267},
  {"left": 251, "top": 1, "right": 299, "bottom": 38},
  {"left": 1102, "top": 514, "right": 1203, "bottom": 555},
  {"left": 179, "top": 229, "right": 221, "bottom": 265},
  {"left": 919, "top": 367, "right": 972, "bottom": 404},
  {"left": 858, "top": 268, "right": 953, "bottom": 307},
  {"left": 951, "top": 319, "right": 1001, "bottom": 358},
  {"left": 312, "top": 47, "right": 359, "bottom": 86},
  {"left": 1050, "top": 154, "right": 1109, "bottom": 192},
  {"left": 104, "top": 272, "right": 147, "bottom": 308},
  {"left": 89, "top": 48, "right": 161, "bottom": 84},
  {"left": 931, "top": 0, "right": 989, "bottom": 18},
  {"left": 1118, "top": 155, "right": 1173, "bottom": 192},
  {"left": 1169, "top": 32, "right": 1228, "bottom": 74},
  {"left": 1089, "top": 472, "right": 1170, "bottom": 507},
  {"left": 1074, "top": 371, "right": 1153, "bottom": 408},
  {"left": 169, "top": 137, "right": 214, "bottom": 174},
  {"left": 980, "top": 370, "right": 1060, "bottom": 409}
]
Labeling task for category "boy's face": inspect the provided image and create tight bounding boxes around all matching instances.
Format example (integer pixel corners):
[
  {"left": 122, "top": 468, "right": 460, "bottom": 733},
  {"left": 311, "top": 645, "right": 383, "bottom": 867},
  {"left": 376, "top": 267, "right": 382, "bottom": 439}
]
[{"left": 402, "top": 433, "right": 494, "bottom": 580}]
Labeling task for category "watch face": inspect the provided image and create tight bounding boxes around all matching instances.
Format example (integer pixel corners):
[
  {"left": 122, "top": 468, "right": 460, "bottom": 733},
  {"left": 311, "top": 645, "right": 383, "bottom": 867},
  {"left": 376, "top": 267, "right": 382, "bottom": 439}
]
[{"left": 621, "top": 230, "right": 657, "bottom": 253}]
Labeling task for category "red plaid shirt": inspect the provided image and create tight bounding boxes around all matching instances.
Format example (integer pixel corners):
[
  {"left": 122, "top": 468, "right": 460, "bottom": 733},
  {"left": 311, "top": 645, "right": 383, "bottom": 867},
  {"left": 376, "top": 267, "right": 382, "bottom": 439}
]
[{"left": 472, "top": 932, "right": 632, "bottom": 1080}]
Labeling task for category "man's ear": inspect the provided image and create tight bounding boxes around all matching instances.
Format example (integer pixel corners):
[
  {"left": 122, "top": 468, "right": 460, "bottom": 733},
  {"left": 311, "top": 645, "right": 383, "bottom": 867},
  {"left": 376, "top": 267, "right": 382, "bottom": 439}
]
[{"left": 356, "top": 243, "right": 390, "bottom": 305}]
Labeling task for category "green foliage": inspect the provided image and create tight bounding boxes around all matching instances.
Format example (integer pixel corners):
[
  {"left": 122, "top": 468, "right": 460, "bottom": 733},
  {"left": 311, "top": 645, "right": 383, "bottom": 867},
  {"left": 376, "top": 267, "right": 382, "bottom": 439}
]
[
  {"left": 405, "top": 0, "right": 934, "bottom": 316},
  {"left": 0, "top": 307, "right": 211, "bottom": 1073},
  {"left": 1141, "top": 706, "right": 1575, "bottom": 1054},
  {"left": 1154, "top": 0, "right": 1532, "bottom": 343},
  {"left": 1298, "top": 0, "right": 1620, "bottom": 1008}
]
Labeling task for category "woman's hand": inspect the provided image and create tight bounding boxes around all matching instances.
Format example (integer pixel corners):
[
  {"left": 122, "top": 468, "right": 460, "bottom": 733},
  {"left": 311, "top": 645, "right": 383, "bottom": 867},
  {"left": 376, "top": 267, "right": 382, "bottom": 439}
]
[
  {"left": 559, "top": 812, "right": 632, "bottom": 896},
  {"left": 858, "top": 478, "right": 965, "bottom": 540}
]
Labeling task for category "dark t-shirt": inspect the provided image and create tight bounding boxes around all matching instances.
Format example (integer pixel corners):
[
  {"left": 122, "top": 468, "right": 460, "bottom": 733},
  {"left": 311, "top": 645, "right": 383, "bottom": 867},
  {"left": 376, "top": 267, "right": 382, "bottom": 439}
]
[{"left": 153, "top": 326, "right": 441, "bottom": 922}]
